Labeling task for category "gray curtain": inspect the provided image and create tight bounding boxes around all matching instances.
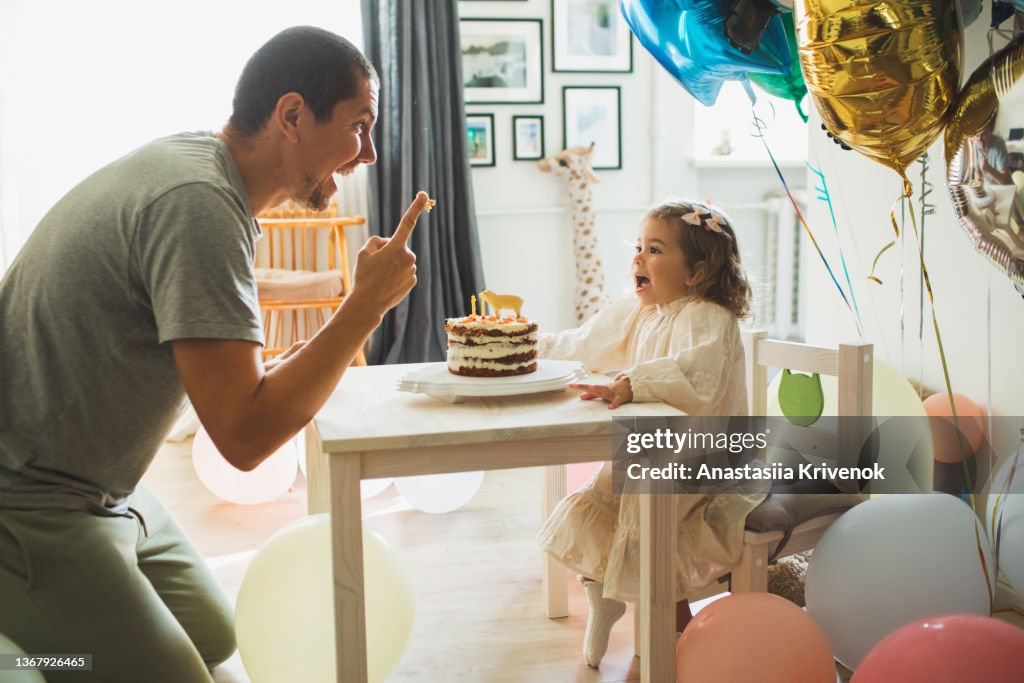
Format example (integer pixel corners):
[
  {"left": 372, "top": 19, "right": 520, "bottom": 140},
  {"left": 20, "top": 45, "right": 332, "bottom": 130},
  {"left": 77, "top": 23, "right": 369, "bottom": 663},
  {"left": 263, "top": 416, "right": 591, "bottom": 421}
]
[{"left": 361, "top": 0, "right": 485, "bottom": 364}]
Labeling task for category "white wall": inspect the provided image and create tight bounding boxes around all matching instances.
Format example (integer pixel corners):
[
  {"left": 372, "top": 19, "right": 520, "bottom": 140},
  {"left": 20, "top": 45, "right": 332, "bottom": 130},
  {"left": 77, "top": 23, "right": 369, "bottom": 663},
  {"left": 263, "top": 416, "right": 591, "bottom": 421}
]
[
  {"left": 460, "top": 0, "right": 695, "bottom": 333},
  {"left": 462, "top": 1, "right": 810, "bottom": 335},
  {"left": 697, "top": 160, "right": 807, "bottom": 337},
  {"left": 0, "top": 0, "right": 361, "bottom": 276},
  {"left": 800, "top": 18, "right": 1024, "bottom": 455}
]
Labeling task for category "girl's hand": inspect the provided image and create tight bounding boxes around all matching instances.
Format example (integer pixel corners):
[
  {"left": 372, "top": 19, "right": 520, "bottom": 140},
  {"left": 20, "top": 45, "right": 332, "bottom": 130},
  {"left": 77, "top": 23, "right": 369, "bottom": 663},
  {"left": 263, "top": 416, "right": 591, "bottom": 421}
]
[{"left": 569, "top": 376, "right": 634, "bottom": 409}]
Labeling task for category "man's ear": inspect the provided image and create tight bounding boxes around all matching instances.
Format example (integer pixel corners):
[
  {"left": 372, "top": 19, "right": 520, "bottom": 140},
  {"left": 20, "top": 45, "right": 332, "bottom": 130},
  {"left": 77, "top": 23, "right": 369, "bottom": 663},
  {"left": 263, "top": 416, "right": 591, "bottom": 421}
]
[{"left": 273, "top": 92, "right": 305, "bottom": 143}]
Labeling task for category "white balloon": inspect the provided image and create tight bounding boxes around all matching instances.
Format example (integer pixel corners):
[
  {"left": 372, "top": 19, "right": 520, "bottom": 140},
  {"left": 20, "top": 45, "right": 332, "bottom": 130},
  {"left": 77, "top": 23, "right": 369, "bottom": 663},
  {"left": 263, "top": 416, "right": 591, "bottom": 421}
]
[
  {"left": 985, "top": 448, "right": 1024, "bottom": 595},
  {"left": 395, "top": 471, "right": 484, "bottom": 514},
  {"left": 0, "top": 633, "right": 46, "bottom": 682},
  {"left": 294, "top": 439, "right": 393, "bottom": 501},
  {"left": 191, "top": 426, "right": 297, "bottom": 505},
  {"left": 360, "top": 478, "right": 394, "bottom": 500},
  {"left": 805, "top": 494, "right": 994, "bottom": 669},
  {"left": 235, "top": 515, "right": 415, "bottom": 683}
]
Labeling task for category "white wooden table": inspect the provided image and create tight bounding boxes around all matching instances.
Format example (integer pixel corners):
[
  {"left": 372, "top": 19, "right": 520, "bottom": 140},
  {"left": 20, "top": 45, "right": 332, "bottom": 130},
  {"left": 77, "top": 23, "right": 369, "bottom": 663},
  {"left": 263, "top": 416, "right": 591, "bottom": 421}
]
[{"left": 305, "top": 363, "right": 684, "bottom": 682}]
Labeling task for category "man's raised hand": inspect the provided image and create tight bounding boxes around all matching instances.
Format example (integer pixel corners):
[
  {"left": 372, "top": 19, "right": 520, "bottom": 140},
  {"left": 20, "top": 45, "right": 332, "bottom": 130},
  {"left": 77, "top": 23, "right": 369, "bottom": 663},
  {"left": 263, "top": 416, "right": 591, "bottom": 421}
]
[
  {"left": 347, "top": 192, "right": 434, "bottom": 318},
  {"left": 389, "top": 191, "right": 434, "bottom": 248}
]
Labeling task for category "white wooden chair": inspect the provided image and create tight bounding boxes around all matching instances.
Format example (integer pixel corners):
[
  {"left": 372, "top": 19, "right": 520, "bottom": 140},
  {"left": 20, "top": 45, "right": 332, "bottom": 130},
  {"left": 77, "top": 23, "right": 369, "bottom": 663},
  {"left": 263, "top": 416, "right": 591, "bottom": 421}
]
[
  {"left": 720, "top": 330, "right": 873, "bottom": 593},
  {"left": 541, "top": 330, "right": 874, "bottom": 655}
]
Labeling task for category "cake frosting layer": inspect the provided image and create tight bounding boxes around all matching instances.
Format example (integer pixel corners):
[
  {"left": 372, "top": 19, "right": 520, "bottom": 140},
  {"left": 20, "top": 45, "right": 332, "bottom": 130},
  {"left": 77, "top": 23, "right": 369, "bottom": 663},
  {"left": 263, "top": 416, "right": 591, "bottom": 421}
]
[{"left": 445, "top": 315, "right": 539, "bottom": 377}]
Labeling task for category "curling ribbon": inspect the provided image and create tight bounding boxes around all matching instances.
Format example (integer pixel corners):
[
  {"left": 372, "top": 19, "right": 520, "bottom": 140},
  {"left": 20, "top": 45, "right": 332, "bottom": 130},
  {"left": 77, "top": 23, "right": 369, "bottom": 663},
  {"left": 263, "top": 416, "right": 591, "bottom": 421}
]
[
  {"left": 753, "top": 112, "right": 863, "bottom": 337},
  {"left": 808, "top": 164, "right": 863, "bottom": 334}
]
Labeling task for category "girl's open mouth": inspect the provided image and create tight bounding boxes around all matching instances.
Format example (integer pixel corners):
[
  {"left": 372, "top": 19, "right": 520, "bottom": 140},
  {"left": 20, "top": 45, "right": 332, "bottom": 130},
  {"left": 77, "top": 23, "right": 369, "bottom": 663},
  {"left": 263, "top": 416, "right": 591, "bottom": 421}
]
[{"left": 634, "top": 275, "right": 650, "bottom": 292}]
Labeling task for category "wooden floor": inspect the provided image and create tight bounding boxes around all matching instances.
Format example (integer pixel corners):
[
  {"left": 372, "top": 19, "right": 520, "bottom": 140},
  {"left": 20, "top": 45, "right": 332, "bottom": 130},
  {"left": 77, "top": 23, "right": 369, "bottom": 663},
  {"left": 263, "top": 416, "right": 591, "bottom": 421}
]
[{"left": 142, "top": 438, "right": 1024, "bottom": 683}]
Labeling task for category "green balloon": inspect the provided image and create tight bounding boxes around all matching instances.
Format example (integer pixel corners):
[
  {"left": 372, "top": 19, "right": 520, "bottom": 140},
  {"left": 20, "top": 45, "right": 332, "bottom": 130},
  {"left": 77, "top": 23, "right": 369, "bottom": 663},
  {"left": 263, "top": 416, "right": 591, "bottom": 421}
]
[
  {"left": 748, "top": 13, "right": 808, "bottom": 122},
  {"left": 778, "top": 369, "right": 824, "bottom": 427}
]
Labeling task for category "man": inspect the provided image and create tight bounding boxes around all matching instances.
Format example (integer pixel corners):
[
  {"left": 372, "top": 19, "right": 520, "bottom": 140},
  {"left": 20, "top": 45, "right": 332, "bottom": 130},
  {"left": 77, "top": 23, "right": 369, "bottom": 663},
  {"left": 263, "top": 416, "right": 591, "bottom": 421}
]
[{"left": 0, "top": 26, "right": 425, "bottom": 681}]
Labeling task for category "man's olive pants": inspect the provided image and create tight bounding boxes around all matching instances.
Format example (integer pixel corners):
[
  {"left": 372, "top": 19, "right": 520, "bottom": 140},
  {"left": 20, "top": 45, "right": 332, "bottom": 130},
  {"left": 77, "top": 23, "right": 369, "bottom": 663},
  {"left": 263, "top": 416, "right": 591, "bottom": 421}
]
[{"left": 0, "top": 487, "right": 235, "bottom": 682}]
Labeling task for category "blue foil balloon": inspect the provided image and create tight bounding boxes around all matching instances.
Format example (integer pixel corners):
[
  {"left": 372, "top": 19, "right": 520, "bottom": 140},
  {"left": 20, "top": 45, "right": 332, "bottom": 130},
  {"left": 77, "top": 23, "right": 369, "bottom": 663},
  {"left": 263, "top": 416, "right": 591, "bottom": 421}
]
[
  {"left": 960, "top": 0, "right": 981, "bottom": 26},
  {"left": 992, "top": 0, "right": 1024, "bottom": 28},
  {"left": 619, "top": 0, "right": 792, "bottom": 106}
]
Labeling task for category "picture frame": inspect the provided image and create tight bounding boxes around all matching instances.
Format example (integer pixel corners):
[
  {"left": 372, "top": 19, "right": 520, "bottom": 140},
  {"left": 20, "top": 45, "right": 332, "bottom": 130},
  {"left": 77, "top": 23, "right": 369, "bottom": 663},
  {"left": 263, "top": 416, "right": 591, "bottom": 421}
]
[
  {"left": 512, "top": 115, "right": 545, "bottom": 161},
  {"left": 466, "top": 113, "right": 496, "bottom": 167},
  {"left": 551, "top": 0, "right": 633, "bottom": 73},
  {"left": 563, "top": 86, "right": 621, "bottom": 170},
  {"left": 460, "top": 18, "right": 544, "bottom": 104}
]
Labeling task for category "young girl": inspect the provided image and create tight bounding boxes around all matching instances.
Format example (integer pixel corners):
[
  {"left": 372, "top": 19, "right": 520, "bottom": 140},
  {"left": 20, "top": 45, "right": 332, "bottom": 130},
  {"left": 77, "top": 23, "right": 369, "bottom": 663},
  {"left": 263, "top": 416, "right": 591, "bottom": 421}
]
[{"left": 536, "top": 199, "right": 766, "bottom": 668}]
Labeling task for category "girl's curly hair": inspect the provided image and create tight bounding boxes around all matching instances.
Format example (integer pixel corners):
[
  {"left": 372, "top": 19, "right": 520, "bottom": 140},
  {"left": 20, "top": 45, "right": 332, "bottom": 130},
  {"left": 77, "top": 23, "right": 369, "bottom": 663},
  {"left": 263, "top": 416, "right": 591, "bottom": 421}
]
[{"left": 647, "top": 199, "right": 752, "bottom": 318}]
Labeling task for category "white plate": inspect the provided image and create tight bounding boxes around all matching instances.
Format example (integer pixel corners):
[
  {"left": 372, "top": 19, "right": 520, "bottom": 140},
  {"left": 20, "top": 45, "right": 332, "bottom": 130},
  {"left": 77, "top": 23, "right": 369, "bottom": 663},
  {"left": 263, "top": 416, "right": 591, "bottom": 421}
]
[{"left": 397, "top": 359, "right": 589, "bottom": 403}]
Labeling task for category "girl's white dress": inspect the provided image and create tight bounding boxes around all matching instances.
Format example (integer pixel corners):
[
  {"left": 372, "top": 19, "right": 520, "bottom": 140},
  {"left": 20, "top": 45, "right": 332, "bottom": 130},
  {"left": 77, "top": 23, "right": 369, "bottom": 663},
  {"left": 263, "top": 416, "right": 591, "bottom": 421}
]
[{"left": 536, "top": 296, "right": 767, "bottom": 602}]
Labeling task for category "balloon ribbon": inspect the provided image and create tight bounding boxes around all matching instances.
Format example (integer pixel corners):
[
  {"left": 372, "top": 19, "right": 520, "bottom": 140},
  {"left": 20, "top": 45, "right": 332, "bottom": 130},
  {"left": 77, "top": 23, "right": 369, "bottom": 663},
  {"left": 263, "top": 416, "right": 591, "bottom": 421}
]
[
  {"left": 754, "top": 114, "right": 863, "bottom": 337},
  {"left": 990, "top": 434, "right": 1022, "bottom": 586},
  {"left": 897, "top": 180, "right": 993, "bottom": 607},
  {"left": 809, "top": 164, "right": 863, "bottom": 333}
]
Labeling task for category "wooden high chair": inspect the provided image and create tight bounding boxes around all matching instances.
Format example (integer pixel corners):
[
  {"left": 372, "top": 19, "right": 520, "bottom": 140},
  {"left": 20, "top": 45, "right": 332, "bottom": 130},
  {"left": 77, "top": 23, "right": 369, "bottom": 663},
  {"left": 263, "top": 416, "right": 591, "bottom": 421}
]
[
  {"left": 255, "top": 200, "right": 367, "bottom": 365},
  {"left": 541, "top": 330, "right": 873, "bottom": 664}
]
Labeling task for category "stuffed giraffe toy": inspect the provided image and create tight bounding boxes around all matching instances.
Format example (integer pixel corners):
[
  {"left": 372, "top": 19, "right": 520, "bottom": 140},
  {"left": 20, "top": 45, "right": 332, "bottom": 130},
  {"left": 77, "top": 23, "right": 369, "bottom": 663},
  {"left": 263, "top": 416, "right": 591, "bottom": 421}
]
[{"left": 537, "top": 143, "right": 608, "bottom": 324}]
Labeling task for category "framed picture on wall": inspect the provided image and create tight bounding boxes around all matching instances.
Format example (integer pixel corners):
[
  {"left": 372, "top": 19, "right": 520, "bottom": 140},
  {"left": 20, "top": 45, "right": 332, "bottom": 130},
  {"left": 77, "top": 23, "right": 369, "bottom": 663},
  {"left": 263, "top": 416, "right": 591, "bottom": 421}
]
[
  {"left": 460, "top": 18, "right": 544, "bottom": 104},
  {"left": 563, "top": 86, "right": 621, "bottom": 169},
  {"left": 551, "top": 0, "right": 633, "bottom": 73},
  {"left": 512, "top": 115, "right": 545, "bottom": 160},
  {"left": 466, "top": 113, "right": 496, "bottom": 167}
]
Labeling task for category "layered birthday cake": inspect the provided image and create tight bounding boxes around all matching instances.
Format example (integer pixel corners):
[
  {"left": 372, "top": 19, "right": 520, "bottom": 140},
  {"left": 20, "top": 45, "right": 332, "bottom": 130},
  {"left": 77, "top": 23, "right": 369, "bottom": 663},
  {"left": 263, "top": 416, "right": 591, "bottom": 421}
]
[{"left": 445, "top": 292, "right": 538, "bottom": 377}]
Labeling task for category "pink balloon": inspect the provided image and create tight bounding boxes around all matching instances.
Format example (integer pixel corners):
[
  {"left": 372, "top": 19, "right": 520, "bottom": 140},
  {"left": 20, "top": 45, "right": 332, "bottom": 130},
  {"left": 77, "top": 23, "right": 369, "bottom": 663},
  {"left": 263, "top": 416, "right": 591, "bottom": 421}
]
[
  {"left": 567, "top": 461, "right": 602, "bottom": 491},
  {"left": 851, "top": 614, "right": 1024, "bottom": 683},
  {"left": 191, "top": 426, "right": 297, "bottom": 505}
]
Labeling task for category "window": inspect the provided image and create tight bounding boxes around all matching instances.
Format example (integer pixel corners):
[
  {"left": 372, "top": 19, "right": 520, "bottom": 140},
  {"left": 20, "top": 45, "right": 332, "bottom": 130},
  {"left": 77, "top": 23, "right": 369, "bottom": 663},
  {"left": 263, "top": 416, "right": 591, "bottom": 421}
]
[
  {"left": 0, "top": 0, "right": 361, "bottom": 274},
  {"left": 692, "top": 80, "right": 808, "bottom": 164}
]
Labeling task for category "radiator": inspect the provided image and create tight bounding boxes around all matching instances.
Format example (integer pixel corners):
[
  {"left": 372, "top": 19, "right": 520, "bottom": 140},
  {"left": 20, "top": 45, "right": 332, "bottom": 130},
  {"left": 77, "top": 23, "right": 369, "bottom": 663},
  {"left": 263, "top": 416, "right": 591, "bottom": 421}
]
[{"left": 762, "top": 189, "right": 806, "bottom": 341}]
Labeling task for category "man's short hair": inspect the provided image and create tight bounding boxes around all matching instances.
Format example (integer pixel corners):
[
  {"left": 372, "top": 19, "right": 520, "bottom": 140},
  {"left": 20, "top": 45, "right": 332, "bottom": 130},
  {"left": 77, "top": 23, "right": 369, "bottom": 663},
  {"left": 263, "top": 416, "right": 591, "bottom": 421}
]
[{"left": 228, "top": 26, "right": 378, "bottom": 138}]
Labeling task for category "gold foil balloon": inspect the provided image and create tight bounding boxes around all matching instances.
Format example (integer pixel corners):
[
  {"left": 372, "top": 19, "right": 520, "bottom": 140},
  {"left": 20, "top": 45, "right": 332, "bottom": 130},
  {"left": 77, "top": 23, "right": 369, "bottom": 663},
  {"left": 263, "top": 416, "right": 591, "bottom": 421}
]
[
  {"left": 945, "top": 36, "right": 1024, "bottom": 287},
  {"left": 794, "top": 0, "right": 962, "bottom": 192}
]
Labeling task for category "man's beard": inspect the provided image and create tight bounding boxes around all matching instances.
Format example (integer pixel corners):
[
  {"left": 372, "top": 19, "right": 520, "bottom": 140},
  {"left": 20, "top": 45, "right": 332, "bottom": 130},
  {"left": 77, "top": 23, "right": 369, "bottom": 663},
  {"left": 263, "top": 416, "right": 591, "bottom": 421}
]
[{"left": 300, "top": 173, "right": 333, "bottom": 212}]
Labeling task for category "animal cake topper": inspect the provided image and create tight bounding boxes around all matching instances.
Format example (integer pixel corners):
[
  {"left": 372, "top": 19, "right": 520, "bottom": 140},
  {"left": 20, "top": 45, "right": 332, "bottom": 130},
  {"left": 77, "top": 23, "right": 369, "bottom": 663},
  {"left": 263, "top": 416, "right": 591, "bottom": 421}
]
[{"left": 476, "top": 290, "right": 524, "bottom": 319}]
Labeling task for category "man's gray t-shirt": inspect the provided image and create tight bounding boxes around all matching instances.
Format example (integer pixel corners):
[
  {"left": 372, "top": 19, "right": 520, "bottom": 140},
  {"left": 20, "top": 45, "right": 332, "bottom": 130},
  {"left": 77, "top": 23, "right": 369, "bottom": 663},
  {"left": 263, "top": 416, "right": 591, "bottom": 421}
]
[{"left": 0, "top": 132, "right": 265, "bottom": 513}]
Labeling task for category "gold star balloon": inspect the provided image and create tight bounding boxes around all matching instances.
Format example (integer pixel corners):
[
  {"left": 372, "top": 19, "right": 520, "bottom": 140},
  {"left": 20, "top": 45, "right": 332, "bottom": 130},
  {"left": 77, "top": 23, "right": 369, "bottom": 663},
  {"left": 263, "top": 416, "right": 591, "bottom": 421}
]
[{"left": 793, "top": 0, "right": 962, "bottom": 193}]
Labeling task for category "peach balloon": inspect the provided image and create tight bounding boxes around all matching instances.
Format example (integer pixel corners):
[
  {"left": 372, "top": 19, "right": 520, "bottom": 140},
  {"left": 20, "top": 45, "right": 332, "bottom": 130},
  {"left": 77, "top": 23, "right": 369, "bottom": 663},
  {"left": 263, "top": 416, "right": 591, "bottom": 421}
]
[
  {"left": 922, "top": 393, "right": 986, "bottom": 463},
  {"left": 676, "top": 592, "right": 835, "bottom": 683}
]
